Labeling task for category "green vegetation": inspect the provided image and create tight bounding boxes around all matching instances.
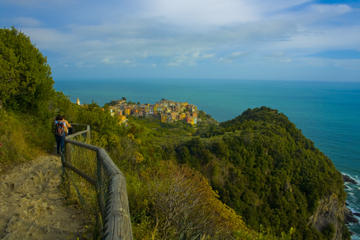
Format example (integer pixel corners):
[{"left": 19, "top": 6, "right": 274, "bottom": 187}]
[
  {"left": 55, "top": 103, "right": 265, "bottom": 239},
  {"left": 0, "top": 27, "right": 349, "bottom": 240},
  {"left": 175, "top": 107, "right": 348, "bottom": 239},
  {"left": 0, "top": 28, "right": 55, "bottom": 171},
  {"left": 0, "top": 27, "right": 54, "bottom": 114},
  {"left": 0, "top": 110, "right": 32, "bottom": 170}
]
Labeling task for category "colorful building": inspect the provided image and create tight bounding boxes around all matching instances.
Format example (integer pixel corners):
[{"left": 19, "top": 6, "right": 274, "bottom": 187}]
[
  {"left": 171, "top": 112, "right": 178, "bottom": 121},
  {"left": 161, "top": 114, "right": 167, "bottom": 123},
  {"left": 106, "top": 98, "right": 199, "bottom": 126},
  {"left": 179, "top": 113, "right": 186, "bottom": 120},
  {"left": 124, "top": 108, "right": 131, "bottom": 116}
]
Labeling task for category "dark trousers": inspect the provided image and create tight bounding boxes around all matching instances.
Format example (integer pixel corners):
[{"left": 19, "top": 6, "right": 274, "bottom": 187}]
[
  {"left": 55, "top": 135, "right": 65, "bottom": 154},
  {"left": 68, "top": 127, "right": 73, "bottom": 135}
]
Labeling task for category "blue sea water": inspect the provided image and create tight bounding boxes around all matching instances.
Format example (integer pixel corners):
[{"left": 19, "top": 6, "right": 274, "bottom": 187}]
[{"left": 54, "top": 79, "right": 360, "bottom": 238}]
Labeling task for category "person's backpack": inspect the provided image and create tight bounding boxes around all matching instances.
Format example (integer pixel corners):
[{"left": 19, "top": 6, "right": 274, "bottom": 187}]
[{"left": 55, "top": 121, "right": 65, "bottom": 136}]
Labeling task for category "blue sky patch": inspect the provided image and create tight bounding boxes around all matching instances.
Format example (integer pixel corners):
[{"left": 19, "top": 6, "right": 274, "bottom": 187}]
[{"left": 312, "top": 50, "right": 360, "bottom": 59}]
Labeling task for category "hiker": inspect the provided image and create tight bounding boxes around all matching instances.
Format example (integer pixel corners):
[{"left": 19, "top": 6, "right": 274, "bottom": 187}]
[
  {"left": 61, "top": 116, "right": 72, "bottom": 135},
  {"left": 54, "top": 115, "right": 66, "bottom": 154}
]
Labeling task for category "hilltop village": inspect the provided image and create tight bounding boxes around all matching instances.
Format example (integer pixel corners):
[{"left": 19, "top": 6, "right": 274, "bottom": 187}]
[{"left": 106, "top": 98, "right": 199, "bottom": 125}]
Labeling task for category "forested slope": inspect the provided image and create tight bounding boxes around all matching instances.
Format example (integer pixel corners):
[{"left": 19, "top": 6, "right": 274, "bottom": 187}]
[{"left": 176, "top": 107, "right": 349, "bottom": 239}]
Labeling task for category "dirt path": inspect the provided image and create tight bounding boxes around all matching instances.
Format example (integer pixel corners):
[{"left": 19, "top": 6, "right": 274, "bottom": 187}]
[{"left": 0, "top": 155, "right": 89, "bottom": 240}]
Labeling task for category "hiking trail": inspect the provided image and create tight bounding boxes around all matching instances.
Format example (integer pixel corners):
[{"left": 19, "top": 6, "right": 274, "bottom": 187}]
[{"left": 0, "top": 155, "right": 89, "bottom": 240}]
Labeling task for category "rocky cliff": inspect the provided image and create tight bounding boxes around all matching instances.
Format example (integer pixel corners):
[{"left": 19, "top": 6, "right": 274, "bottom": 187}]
[{"left": 310, "top": 193, "right": 349, "bottom": 240}]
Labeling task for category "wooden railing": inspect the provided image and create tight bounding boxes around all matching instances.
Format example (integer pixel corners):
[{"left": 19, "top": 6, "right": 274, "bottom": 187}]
[{"left": 62, "top": 124, "right": 133, "bottom": 240}]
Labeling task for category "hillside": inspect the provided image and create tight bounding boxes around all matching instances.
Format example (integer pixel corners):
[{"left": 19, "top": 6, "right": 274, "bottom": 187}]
[{"left": 175, "top": 107, "right": 349, "bottom": 239}]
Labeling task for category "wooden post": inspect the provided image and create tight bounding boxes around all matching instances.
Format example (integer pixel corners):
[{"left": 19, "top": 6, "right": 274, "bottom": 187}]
[
  {"left": 104, "top": 174, "right": 133, "bottom": 240},
  {"left": 86, "top": 125, "right": 91, "bottom": 143},
  {"left": 97, "top": 151, "right": 105, "bottom": 221},
  {"left": 65, "top": 142, "right": 72, "bottom": 164},
  {"left": 65, "top": 142, "right": 72, "bottom": 198}
]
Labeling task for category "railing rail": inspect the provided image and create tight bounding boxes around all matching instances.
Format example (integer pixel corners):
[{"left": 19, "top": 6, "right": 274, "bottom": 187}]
[{"left": 62, "top": 124, "right": 133, "bottom": 240}]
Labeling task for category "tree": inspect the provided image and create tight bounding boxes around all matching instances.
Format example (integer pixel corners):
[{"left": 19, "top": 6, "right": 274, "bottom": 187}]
[{"left": 0, "top": 27, "right": 54, "bottom": 113}]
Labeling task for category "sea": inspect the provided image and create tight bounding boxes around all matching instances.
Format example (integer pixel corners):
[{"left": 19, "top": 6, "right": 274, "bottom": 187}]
[{"left": 54, "top": 79, "right": 360, "bottom": 238}]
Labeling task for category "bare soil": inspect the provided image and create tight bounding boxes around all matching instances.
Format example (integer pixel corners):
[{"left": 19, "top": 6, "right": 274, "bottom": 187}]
[{"left": 0, "top": 155, "right": 89, "bottom": 240}]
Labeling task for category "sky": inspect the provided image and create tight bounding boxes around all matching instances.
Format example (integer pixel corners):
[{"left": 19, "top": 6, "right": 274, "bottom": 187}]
[{"left": 1, "top": 0, "right": 360, "bottom": 82}]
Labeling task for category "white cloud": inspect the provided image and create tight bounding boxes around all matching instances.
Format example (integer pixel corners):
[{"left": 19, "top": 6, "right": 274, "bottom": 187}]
[
  {"left": 122, "top": 59, "right": 133, "bottom": 65},
  {"left": 22, "top": 27, "right": 75, "bottom": 50},
  {"left": 280, "top": 58, "right": 292, "bottom": 63},
  {"left": 231, "top": 51, "right": 248, "bottom": 57},
  {"left": 167, "top": 49, "right": 217, "bottom": 66},
  {"left": 168, "top": 54, "right": 189, "bottom": 67},
  {"left": 101, "top": 57, "right": 112, "bottom": 64},
  {"left": 263, "top": 52, "right": 293, "bottom": 63},
  {"left": 202, "top": 53, "right": 215, "bottom": 59},
  {"left": 309, "top": 4, "right": 351, "bottom": 15},
  {"left": 143, "top": 0, "right": 259, "bottom": 26},
  {"left": 273, "top": 3, "right": 353, "bottom": 24},
  {"left": 218, "top": 51, "right": 251, "bottom": 63},
  {"left": 218, "top": 57, "right": 230, "bottom": 63},
  {"left": 271, "top": 26, "right": 360, "bottom": 52},
  {"left": 141, "top": 0, "right": 312, "bottom": 27}
]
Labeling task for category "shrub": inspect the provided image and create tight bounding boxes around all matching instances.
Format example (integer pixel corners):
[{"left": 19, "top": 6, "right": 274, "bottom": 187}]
[{"left": 0, "top": 27, "right": 54, "bottom": 114}]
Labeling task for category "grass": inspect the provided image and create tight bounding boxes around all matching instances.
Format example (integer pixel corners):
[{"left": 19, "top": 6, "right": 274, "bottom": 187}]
[
  {"left": 0, "top": 110, "right": 47, "bottom": 172},
  {"left": 0, "top": 108, "right": 55, "bottom": 173}
]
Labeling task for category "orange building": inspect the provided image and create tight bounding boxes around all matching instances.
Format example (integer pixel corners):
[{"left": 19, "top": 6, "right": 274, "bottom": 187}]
[{"left": 186, "top": 116, "right": 192, "bottom": 124}]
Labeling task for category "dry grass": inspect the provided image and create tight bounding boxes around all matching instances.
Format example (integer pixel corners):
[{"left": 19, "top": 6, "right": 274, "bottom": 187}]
[
  {"left": 0, "top": 110, "right": 33, "bottom": 172},
  {"left": 0, "top": 110, "right": 54, "bottom": 173}
]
